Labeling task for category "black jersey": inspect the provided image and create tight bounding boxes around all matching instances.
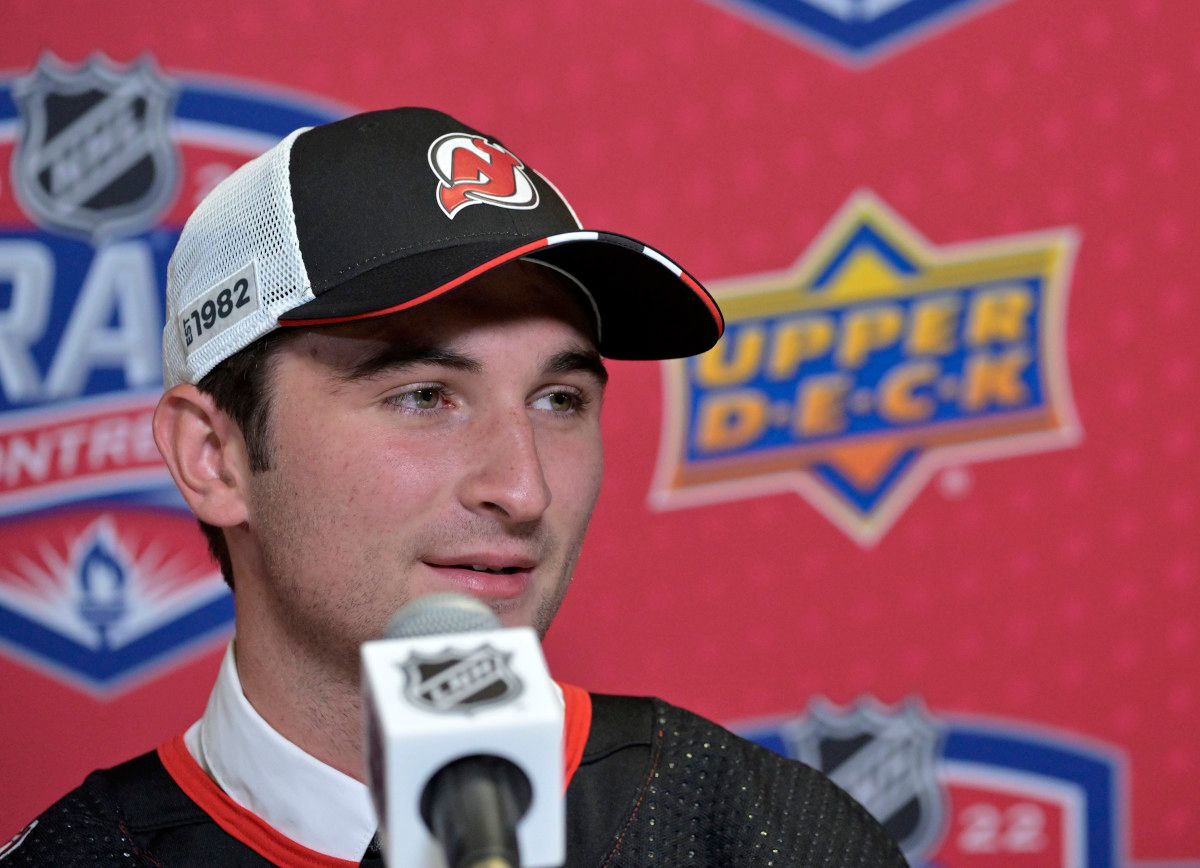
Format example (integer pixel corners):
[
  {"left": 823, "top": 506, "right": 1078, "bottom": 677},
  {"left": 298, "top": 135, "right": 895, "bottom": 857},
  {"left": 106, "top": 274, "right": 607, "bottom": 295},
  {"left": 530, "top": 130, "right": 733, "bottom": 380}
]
[{"left": 6, "top": 694, "right": 906, "bottom": 867}]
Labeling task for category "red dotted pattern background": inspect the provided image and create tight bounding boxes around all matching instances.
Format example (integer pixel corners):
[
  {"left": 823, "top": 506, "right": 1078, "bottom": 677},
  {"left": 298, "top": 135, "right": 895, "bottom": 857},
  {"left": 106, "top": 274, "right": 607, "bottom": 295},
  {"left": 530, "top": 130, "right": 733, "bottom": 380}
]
[{"left": 2, "top": 0, "right": 1197, "bottom": 859}]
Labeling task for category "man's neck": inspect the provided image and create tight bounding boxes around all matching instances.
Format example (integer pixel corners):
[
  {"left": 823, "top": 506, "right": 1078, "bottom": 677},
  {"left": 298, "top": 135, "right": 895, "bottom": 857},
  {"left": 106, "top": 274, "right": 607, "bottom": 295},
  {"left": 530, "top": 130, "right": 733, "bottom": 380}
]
[{"left": 231, "top": 598, "right": 367, "bottom": 782}]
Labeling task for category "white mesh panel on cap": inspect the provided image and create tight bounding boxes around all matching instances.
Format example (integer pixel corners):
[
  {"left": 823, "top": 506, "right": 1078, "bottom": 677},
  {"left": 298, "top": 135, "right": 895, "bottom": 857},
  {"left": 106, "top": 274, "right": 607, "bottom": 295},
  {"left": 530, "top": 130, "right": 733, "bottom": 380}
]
[{"left": 162, "top": 127, "right": 315, "bottom": 388}]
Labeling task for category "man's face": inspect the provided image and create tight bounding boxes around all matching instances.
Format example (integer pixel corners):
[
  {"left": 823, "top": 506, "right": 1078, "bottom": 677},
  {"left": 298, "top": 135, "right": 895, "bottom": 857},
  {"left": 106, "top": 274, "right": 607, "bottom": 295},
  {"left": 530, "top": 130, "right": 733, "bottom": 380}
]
[{"left": 238, "top": 261, "right": 606, "bottom": 669}]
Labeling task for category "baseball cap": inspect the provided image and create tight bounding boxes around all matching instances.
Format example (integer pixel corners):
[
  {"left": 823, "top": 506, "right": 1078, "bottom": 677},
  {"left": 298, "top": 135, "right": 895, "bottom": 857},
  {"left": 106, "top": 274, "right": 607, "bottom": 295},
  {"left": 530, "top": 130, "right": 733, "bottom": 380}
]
[{"left": 162, "top": 106, "right": 724, "bottom": 388}]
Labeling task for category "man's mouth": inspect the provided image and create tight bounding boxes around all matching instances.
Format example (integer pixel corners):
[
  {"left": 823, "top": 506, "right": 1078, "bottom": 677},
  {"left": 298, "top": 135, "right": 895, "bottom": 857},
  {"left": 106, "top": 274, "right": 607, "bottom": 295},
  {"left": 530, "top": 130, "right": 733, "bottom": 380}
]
[{"left": 422, "top": 557, "right": 537, "bottom": 600}]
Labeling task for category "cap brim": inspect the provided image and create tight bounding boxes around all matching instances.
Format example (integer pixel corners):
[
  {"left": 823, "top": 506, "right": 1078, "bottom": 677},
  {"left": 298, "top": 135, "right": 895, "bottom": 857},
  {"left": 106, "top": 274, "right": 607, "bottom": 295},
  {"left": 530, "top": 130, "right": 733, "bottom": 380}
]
[{"left": 277, "top": 230, "right": 723, "bottom": 360}]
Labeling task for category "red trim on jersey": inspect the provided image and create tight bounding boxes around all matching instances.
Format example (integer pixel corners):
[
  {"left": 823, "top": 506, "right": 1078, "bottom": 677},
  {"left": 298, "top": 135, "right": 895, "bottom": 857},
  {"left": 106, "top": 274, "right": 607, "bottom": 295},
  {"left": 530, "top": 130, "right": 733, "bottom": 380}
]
[
  {"left": 157, "top": 735, "right": 358, "bottom": 868},
  {"left": 279, "top": 238, "right": 553, "bottom": 326},
  {"left": 558, "top": 680, "right": 593, "bottom": 790},
  {"left": 158, "top": 684, "right": 594, "bottom": 862}
]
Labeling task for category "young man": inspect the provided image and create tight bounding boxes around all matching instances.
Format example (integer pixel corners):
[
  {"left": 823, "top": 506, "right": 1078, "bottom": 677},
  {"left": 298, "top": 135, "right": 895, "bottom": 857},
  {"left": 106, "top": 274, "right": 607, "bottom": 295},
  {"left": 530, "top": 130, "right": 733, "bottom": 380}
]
[{"left": 8, "top": 108, "right": 905, "bottom": 866}]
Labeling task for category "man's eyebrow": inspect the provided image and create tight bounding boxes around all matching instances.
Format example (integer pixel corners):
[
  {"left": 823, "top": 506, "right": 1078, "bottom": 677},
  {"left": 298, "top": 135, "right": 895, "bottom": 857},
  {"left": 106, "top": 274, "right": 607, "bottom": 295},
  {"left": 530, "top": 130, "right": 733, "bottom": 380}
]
[
  {"left": 546, "top": 349, "right": 608, "bottom": 386},
  {"left": 332, "top": 345, "right": 482, "bottom": 381}
]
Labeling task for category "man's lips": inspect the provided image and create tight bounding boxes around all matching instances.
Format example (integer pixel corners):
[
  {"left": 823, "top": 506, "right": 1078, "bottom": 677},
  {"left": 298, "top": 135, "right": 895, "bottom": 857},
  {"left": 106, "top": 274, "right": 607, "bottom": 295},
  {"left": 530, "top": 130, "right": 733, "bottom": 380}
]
[{"left": 422, "top": 556, "right": 536, "bottom": 600}]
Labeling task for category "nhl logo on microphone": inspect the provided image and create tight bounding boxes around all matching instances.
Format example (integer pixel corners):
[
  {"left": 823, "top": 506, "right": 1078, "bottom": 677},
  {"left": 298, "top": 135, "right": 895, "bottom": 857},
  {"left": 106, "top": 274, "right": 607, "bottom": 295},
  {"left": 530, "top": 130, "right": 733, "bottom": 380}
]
[{"left": 401, "top": 644, "right": 523, "bottom": 714}]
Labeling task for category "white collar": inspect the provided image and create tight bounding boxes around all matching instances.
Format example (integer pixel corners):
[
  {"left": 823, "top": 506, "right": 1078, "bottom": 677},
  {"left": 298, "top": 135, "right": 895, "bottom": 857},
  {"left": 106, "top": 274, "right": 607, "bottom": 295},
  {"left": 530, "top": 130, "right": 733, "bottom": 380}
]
[{"left": 183, "top": 642, "right": 377, "bottom": 861}]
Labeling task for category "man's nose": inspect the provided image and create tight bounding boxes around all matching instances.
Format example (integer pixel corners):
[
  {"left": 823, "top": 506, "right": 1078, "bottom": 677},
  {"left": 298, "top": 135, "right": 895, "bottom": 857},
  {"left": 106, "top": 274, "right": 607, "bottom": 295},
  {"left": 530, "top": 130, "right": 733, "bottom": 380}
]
[{"left": 458, "top": 408, "right": 552, "bottom": 524}]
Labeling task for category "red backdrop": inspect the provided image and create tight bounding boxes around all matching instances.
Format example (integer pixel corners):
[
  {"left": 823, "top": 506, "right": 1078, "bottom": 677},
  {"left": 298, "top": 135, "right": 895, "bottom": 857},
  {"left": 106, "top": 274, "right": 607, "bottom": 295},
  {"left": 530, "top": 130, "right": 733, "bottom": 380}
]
[{"left": 2, "top": 1, "right": 1196, "bottom": 864}]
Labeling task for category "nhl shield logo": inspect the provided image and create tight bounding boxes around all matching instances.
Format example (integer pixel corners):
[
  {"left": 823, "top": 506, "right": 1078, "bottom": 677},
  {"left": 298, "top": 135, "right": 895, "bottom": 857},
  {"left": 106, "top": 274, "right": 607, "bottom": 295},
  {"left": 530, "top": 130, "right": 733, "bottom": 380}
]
[
  {"left": 401, "top": 644, "right": 523, "bottom": 714},
  {"left": 738, "top": 696, "right": 1127, "bottom": 866},
  {"left": 0, "top": 55, "right": 341, "bottom": 695},
  {"left": 11, "top": 53, "right": 180, "bottom": 241},
  {"left": 785, "top": 697, "right": 947, "bottom": 860}
]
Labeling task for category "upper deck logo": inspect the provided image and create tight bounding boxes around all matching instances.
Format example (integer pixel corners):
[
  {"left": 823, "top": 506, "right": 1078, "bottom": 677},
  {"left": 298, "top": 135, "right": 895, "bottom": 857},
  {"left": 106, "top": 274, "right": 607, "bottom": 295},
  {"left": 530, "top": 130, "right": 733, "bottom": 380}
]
[
  {"left": 707, "top": 0, "right": 1009, "bottom": 66},
  {"left": 12, "top": 53, "right": 179, "bottom": 242},
  {"left": 652, "top": 191, "right": 1080, "bottom": 544}
]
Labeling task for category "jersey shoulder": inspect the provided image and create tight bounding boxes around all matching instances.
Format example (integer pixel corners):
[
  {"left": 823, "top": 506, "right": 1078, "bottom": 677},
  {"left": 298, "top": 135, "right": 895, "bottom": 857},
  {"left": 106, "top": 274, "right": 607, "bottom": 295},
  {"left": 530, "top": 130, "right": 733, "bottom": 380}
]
[
  {"left": 577, "top": 692, "right": 909, "bottom": 867},
  {"left": 1, "top": 755, "right": 150, "bottom": 866},
  {"left": 3, "top": 750, "right": 274, "bottom": 867}
]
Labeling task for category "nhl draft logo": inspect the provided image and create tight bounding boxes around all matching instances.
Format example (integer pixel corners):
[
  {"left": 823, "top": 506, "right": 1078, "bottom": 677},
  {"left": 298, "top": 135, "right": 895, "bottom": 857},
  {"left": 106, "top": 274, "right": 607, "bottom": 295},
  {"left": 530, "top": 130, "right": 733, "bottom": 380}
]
[
  {"left": 652, "top": 190, "right": 1080, "bottom": 544},
  {"left": 428, "top": 133, "right": 539, "bottom": 219},
  {"left": 0, "top": 53, "right": 342, "bottom": 694},
  {"left": 707, "top": 0, "right": 1009, "bottom": 66},
  {"left": 0, "top": 512, "right": 230, "bottom": 691},
  {"left": 11, "top": 53, "right": 179, "bottom": 242},
  {"left": 402, "top": 644, "right": 523, "bottom": 714},
  {"left": 738, "top": 697, "right": 1126, "bottom": 866},
  {"left": 786, "top": 698, "right": 946, "bottom": 860}
]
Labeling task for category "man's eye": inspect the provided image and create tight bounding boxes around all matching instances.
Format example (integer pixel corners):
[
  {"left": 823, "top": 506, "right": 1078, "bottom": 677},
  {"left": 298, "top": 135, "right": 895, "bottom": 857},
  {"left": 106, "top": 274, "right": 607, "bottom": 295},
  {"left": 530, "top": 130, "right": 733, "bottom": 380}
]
[
  {"left": 390, "top": 387, "right": 444, "bottom": 411},
  {"left": 411, "top": 388, "right": 441, "bottom": 409},
  {"left": 534, "top": 391, "right": 583, "bottom": 413}
]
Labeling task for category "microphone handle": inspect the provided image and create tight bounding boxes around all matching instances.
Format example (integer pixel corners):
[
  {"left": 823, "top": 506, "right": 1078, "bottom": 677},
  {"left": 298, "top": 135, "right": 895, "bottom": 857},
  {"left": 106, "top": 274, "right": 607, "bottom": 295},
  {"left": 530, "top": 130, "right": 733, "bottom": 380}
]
[{"left": 422, "top": 755, "right": 533, "bottom": 868}]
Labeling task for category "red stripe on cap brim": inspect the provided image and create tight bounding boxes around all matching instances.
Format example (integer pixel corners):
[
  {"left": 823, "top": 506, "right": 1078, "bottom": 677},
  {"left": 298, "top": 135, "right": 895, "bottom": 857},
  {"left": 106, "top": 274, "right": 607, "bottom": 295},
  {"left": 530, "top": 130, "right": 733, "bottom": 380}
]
[
  {"left": 280, "top": 231, "right": 724, "bottom": 350},
  {"left": 678, "top": 270, "right": 723, "bottom": 335},
  {"left": 279, "top": 237, "right": 554, "bottom": 326},
  {"left": 633, "top": 241, "right": 723, "bottom": 335}
]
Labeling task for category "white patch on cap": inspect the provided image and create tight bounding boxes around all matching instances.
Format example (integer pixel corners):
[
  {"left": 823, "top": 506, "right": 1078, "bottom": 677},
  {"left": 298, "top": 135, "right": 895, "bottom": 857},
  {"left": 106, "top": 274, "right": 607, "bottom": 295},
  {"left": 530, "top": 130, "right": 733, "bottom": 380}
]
[{"left": 178, "top": 260, "right": 261, "bottom": 359}]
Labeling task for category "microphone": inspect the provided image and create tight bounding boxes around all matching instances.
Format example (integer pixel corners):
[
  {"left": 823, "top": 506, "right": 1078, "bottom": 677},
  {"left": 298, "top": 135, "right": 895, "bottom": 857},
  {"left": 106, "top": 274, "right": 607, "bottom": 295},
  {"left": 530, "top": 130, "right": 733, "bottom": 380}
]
[{"left": 361, "top": 593, "right": 565, "bottom": 868}]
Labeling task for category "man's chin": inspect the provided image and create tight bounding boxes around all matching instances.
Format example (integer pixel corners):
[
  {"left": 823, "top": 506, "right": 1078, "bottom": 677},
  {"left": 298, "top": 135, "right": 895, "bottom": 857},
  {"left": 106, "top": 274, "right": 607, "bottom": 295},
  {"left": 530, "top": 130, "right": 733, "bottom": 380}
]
[{"left": 478, "top": 595, "right": 539, "bottom": 629}]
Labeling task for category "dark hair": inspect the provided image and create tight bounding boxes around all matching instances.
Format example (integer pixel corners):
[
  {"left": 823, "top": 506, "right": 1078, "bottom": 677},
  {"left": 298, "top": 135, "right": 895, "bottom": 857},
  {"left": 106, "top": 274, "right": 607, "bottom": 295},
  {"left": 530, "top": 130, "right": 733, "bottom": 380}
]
[{"left": 193, "top": 328, "right": 297, "bottom": 589}]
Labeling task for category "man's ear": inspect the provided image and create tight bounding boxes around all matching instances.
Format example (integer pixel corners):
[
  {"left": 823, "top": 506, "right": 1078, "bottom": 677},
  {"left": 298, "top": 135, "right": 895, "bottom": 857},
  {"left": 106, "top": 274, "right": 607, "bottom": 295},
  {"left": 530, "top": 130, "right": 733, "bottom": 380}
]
[{"left": 152, "top": 385, "right": 252, "bottom": 529}]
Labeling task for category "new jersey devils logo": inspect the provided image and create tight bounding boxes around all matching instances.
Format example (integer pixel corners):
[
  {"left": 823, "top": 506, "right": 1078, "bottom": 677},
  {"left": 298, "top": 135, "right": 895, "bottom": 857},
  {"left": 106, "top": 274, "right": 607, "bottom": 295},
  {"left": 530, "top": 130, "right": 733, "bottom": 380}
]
[{"left": 428, "top": 133, "right": 539, "bottom": 219}]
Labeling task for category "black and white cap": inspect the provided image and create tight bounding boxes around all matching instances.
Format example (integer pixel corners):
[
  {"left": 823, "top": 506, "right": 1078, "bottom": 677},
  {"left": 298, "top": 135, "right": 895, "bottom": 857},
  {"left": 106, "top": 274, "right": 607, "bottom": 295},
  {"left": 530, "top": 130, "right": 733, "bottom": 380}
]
[{"left": 163, "top": 106, "right": 723, "bottom": 388}]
